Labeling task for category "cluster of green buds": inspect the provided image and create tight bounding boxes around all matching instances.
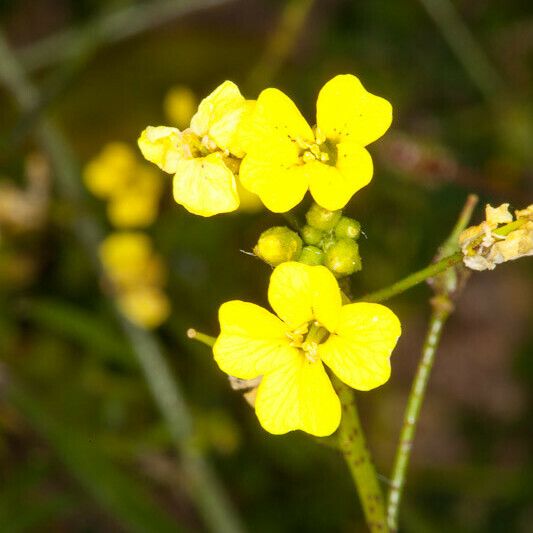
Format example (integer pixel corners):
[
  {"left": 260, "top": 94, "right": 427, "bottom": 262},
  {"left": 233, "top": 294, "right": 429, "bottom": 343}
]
[{"left": 254, "top": 203, "right": 362, "bottom": 278}]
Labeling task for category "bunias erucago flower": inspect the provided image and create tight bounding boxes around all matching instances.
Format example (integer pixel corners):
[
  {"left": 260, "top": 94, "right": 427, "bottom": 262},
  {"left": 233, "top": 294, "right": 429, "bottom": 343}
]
[
  {"left": 239, "top": 74, "right": 392, "bottom": 212},
  {"left": 138, "top": 81, "right": 253, "bottom": 216},
  {"left": 213, "top": 262, "right": 401, "bottom": 437}
]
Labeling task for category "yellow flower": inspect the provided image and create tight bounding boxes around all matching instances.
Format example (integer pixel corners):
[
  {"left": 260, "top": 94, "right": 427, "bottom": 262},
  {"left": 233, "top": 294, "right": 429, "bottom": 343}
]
[
  {"left": 106, "top": 167, "right": 163, "bottom": 228},
  {"left": 99, "top": 232, "right": 166, "bottom": 288},
  {"left": 83, "top": 143, "right": 138, "bottom": 198},
  {"left": 213, "top": 262, "right": 401, "bottom": 436},
  {"left": 138, "top": 81, "right": 253, "bottom": 217},
  {"left": 239, "top": 74, "right": 392, "bottom": 212},
  {"left": 84, "top": 143, "right": 164, "bottom": 228}
]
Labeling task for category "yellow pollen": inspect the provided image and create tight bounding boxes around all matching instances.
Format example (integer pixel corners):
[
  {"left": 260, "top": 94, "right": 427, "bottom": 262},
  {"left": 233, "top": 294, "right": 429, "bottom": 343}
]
[
  {"left": 301, "top": 340, "right": 318, "bottom": 362},
  {"left": 301, "top": 142, "right": 329, "bottom": 164},
  {"left": 286, "top": 323, "right": 309, "bottom": 347}
]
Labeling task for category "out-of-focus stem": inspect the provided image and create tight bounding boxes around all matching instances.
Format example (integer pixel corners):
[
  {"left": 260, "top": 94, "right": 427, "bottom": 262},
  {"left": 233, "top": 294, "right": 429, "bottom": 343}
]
[
  {"left": 386, "top": 303, "right": 450, "bottom": 532},
  {"left": 17, "top": 0, "right": 235, "bottom": 72},
  {"left": 417, "top": 0, "right": 505, "bottom": 102},
  {"left": 245, "top": 0, "right": 314, "bottom": 93},
  {"left": 0, "top": 31, "right": 244, "bottom": 533},
  {"left": 334, "top": 378, "right": 389, "bottom": 533}
]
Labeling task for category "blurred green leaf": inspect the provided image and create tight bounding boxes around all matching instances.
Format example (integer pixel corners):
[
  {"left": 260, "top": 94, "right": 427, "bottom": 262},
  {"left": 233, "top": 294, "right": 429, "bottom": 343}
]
[
  {"left": 6, "top": 377, "right": 186, "bottom": 533},
  {"left": 19, "top": 298, "right": 135, "bottom": 369}
]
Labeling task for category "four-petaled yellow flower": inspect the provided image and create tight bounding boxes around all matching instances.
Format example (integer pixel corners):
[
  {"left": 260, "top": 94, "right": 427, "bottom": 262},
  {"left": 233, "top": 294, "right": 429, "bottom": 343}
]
[
  {"left": 138, "top": 81, "right": 254, "bottom": 217},
  {"left": 213, "top": 262, "right": 401, "bottom": 436},
  {"left": 239, "top": 74, "right": 392, "bottom": 213}
]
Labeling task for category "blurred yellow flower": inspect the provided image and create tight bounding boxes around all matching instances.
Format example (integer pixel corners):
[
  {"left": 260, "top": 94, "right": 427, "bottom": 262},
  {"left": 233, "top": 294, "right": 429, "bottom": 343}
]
[
  {"left": 117, "top": 286, "right": 170, "bottom": 329},
  {"left": 83, "top": 143, "right": 138, "bottom": 199},
  {"left": 98, "top": 232, "right": 169, "bottom": 328},
  {"left": 239, "top": 74, "right": 392, "bottom": 212},
  {"left": 164, "top": 85, "right": 198, "bottom": 129},
  {"left": 138, "top": 81, "right": 253, "bottom": 217},
  {"left": 84, "top": 143, "right": 163, "bottom": 229},
  {"left": 213, "top": 262, "right": 401, "bottom": 436},
  {"left": 100, "top": 232, "right": 154, "bottom": 286}
]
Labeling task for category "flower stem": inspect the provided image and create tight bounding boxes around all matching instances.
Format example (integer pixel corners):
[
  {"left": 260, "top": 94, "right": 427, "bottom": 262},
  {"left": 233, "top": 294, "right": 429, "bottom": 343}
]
[
  {"left": 386, "top": 302, "right": 450, "bottom": 531},
  {"left": 358, "top": 214, "right": 523, "bottom": 304},
  {"left": 334, "top": 377, "right": 389, "bottom": 532},
  {"left": 386, "top": 195, "right": 476, "bottom": 531},
  {"left": 358, "top": 251, "right": 463, "bottom": 303}
]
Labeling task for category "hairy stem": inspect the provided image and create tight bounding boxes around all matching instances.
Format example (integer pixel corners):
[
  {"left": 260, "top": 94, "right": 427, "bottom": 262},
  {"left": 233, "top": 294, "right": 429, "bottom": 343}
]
[
  {"left": 334, "top": 378, "right": 389, "bottom": 532},
  {"left": 386, "top": 303, "right": 450, "bottom": 531}
]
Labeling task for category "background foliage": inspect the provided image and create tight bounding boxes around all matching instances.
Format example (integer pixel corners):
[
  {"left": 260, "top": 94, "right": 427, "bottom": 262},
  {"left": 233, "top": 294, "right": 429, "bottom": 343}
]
[{"left": 1, "top": 0, "right": 532, "bottom": 531}]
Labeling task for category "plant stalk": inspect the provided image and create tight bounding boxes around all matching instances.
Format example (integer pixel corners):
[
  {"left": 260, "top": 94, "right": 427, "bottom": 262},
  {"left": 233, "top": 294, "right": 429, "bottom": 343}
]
[
  {"left": 334, "top": 378, "right": 389, "bottom": 532},
  {"left": 386, "top": 303, "right": 450, "bottom": 531}
]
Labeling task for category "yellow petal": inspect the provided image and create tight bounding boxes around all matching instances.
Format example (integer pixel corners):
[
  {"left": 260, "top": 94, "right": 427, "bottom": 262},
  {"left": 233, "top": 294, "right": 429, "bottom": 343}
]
[
  {"left": 268, "top": 262, "right": 341, "bottom": 330},
  {"left": 230, "top": 100, "right": 256, "bottom": 157},
  {"left": 246, "top": 88, "right": 314, "bottom": 150},
  {"left": 172, "top": 153, "right": 239, "bottom": 216},
  {"left": 308, "top": 144, "right": 373, "bottom": 210},
  {"left": 235, "top": 178, "right": 263, "bottom": 213},
  {"left": 316, "top": 74, "right": 392, "bottom": 146},
  {"left": 190, "top": 81, "right": 246, "bottom": 154},
  {"left": 319, "top": 303, "right": 401, "bottom": 391},
  {"left": 255, "top": 355, "right": 341, "bottom": 436},
  {"left": 138, "top": 126, "right": 185, "bottom": 173},
  {"left": 239, "top": 153, "right": 307, "bottom": 213},
  {"left": 213, "top": 300, "right": 292, "bottom": 379}
]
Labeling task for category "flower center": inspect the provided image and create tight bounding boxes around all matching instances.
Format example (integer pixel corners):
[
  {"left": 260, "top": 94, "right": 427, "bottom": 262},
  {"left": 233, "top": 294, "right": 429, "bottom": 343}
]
[
  {"left": 286, "top": 321, "right": 329, "bottom": 363},
  {"left": 296, "top": 129, "right": 338, "bottom": 166}
]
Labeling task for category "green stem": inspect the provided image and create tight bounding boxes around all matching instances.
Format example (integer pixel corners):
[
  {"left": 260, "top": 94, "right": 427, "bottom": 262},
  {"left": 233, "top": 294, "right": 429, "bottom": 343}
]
[
  {"left": 359, "top": 251, "right": 463, "bottom": 303},
  {"left": 334, "top": 378, "right": 389, "bottom": 532},
  {"left": 359, "top": 214, "right": 523, "bottom": 304},
  {"left": 0, "top": 32, "right": 244, "bottom": 533},
  {"left": 387, "top": 303, "right": 451, "bottom": 532}
]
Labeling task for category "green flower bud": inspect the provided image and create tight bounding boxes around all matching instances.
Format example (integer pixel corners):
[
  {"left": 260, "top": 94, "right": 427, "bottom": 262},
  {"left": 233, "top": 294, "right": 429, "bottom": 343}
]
[
  {"left": 301, "top": 225, "right": 324, "bottom": 246},
  {"left": 335, "top": 217, "right": 361, "bottom": 240},
  {"left": 324, "top": 238, "right": 362, "bottom": 278},
  {"left": 321, "top": 234, "right": 336, "bottom": 252},
  {"left": 305, "top": 203, "right": 342, "bottom": 231},
  {"left": 298, "top": 245, "right": 324, "bottom": 266},
  {"left": 253, "top": 226, "right": 302, "bottom": 266}
]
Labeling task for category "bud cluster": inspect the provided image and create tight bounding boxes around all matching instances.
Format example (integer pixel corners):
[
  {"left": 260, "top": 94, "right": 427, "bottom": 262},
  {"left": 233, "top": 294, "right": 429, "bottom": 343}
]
[{"left": 253, "top": 203, "right": 363, "bottom": 279}]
